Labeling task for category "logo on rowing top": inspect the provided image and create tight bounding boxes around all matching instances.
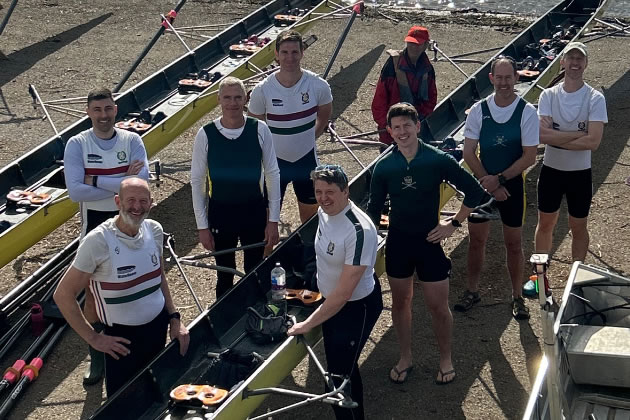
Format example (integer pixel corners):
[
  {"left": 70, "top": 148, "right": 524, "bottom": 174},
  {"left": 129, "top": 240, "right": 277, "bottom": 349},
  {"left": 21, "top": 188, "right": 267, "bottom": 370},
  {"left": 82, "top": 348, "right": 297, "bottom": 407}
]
[
  {"left": 114, "top": 246, "right": 120, "bottom": 255},
  {"left": 151, "top": 252, "right": 159, "bottom": 267},
  {"left": 578, "top": 121, "right": 587, "bottom": 131},
  {"left": 326, "top": 241, "right": 335, "bottom": 255},
  {"left": 402, "top": 175, "right": 416, "bottom": 190},
  {"left": 494, "top": 135, "right": 507, "bottom": 147},
  {"left": 117, "top": 150, "right": 127, "bottom": 164},
  {"left": 87, "top": 153, "right": 103, "bottom": 164},
  {"left": 117, "top": 265, "right": 137, "bottom": 279},
  {"left": 272, "top": 99, "right": 283, "bottom": 107},
  {"left": 301, "top": 92, "right": 310, "bottom": 105}
]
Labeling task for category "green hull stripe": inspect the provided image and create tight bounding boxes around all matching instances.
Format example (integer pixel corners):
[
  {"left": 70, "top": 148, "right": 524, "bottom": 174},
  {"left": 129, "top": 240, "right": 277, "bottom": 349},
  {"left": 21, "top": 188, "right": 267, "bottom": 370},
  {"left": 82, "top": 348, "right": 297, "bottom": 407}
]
[
  {"left": 345, "top": 209, "right": 364, "bottom": 266},
  {"left": 269, "top": 119, "right": 315, "bottom": 136},
  {"left": 104, "top": 283, "right": 161, "bottom": 304}
]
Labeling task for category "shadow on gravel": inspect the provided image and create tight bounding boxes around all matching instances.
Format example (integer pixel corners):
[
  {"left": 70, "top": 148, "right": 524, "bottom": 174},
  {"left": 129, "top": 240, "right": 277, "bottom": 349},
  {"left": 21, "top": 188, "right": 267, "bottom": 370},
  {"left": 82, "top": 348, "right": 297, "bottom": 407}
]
[
  {"left": 328, "top": 44, "right": 385, "bottom": 120},
  {"left": 0, "top": 13, "right": 112, "bottom": 87}
]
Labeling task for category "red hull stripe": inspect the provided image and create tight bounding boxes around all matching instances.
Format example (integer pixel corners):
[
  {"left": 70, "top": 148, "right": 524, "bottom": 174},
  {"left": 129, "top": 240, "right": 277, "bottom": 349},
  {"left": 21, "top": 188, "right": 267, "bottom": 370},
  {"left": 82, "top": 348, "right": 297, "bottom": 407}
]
[
  {"left": 85, "top": 165, "right": 130, "bottom": 175},
  {"left": 266, "top": 105, "right": 318, "bottom": 122},
  {"left": 100, "top": 267, "right": 162, "bottom": 291}
]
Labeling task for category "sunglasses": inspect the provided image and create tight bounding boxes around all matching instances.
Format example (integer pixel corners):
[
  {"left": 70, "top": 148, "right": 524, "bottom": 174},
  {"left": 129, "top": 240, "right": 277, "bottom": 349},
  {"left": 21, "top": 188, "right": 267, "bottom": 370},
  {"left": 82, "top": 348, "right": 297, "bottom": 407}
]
[{"left": 314, "top": 164, "right": 348, "bottom": 182}]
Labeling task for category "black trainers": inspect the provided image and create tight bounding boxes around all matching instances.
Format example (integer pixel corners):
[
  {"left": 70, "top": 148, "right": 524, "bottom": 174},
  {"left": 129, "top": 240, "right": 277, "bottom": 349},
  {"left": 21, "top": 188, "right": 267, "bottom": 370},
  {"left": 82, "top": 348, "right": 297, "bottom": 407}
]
[
  {"left": 453, "top": 290, "right": 480, "bottom": 312},
  {"left": 512, "top": 296, "right": 530, "bottom": 320}
]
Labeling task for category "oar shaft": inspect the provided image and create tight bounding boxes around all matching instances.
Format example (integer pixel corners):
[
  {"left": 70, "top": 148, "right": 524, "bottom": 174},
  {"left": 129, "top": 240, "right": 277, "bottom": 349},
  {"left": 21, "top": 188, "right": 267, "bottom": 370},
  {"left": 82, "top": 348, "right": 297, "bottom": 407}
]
[
  {"left": 114, "top": 0, "right": 188, "bottom": 92},
  {"left": 322, "top": 2, "right": 362, "bottom": 79},
  {"left": 0, "top": 0, "right": 18, "bottom": 36},
  {"left": 165, "top": 238, "right": 204, "bottom": 313},
  {"left": 28, "top": 84, "right": 59, "bottom": 136},
  {"left": 327, "top": 123, "right": 366, "bottom": 169}
]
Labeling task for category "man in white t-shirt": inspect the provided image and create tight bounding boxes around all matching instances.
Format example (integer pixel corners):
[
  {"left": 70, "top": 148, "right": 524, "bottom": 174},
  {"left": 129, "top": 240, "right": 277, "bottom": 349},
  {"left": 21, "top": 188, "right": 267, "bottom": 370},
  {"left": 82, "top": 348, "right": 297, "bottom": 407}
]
[
  {"left": 454, "top": 56, "right": 538, "bottom": 320},
  {"left": 526, "top": 42, "right": 607, "bottom": 295},
  {"left": 288, "top": 165, "right": 382, "bottom": 420},
  {"left": 249, "top": 29, "right": 333, "bottom": 224},
  {"left": 54, "top": 178, "right": 189, "bottom": 397}
]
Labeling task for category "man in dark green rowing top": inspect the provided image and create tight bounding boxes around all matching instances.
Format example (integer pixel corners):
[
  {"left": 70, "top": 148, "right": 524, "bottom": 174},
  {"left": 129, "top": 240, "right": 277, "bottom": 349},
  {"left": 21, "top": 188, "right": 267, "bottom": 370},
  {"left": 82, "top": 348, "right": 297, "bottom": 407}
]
[
  {"left": 191, "top": 76, "right": 281, "bottom": 299},
  {"left": 367, "top": 102, "right": 486, "bottom": 386}
]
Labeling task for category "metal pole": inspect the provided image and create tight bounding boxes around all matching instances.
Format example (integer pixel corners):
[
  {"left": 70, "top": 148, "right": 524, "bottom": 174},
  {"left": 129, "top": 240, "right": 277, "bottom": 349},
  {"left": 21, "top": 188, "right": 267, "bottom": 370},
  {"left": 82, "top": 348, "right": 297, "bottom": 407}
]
[
  {"left": 322, "top": 2, "right": 363, "bottom": 79},
  {"left": 160, "top": 14, "right": 193, "bottom": 54},
  {"left": 28, "top": 84, "right": 59, "bottom": 136},
  {"left": 327, "top": 123, "right": 366, "bottom": 169},
  {"left": 113, "top": 0, "right": 188, "bottom": 93},
  {"left": 164, "top": 236, "right": 204, "bottom": 313},
  {"left": 449, "top": 45, "right": 503, "bottom": 59},
  {"left": 0, "top": 0, "right": 18, "bottom": 36},
  {"left": 430, "top": 40, "right": 469, "bottom": 79},
  {"left": 181, "top": 241, "right": 268, "bottom": 261}
]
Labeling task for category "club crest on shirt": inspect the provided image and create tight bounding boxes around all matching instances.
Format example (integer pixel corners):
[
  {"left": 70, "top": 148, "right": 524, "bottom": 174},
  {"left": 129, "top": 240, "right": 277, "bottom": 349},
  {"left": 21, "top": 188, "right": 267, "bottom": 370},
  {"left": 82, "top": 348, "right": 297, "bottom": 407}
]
[
  {"left": 151, "top": 252, "right": 159, "bottom": 267},
  {"left": 326, "top": 241, "right": 335, "bottom": 255},
  {"left": 117, "top": 150, "right": 128, "bottom": 164},
  {"left": 494, "top": 135, "right": 507, "bottom": 147},
  {"left": 114, "top": 246, "right": 120, "bottom": 255},
  {"left": 402, "top": 176, "right": 416, "bottom": 190},
  {"left": 301, "top": 92, "right": 310, "bottom": 105},
  {"left": 578, "top": 121, "right": 587, "bottom": 131}
]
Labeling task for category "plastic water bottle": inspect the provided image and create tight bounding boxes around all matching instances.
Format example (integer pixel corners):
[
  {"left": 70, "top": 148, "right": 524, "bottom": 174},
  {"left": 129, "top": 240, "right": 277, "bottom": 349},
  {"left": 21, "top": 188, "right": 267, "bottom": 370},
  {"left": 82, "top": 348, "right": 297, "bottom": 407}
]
[{"left": 271, "top": 262, "right": 286, "bottom": 302}]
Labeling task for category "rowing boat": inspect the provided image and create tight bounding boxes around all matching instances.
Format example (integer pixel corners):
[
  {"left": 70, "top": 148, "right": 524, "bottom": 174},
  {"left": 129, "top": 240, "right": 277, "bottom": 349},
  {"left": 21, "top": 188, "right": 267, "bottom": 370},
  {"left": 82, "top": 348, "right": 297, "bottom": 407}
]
[
  {"left": 523, "top": 262, "right": 630, "bottom": 420},
  {"left": 94, "top": 1, "right": 611, "bottom": 418},
  {"left": 91, "top": 180, "right": 386, "bottom": 419},
  {"left": 0, "top": 0, "right": 334, "bottom": 270}
]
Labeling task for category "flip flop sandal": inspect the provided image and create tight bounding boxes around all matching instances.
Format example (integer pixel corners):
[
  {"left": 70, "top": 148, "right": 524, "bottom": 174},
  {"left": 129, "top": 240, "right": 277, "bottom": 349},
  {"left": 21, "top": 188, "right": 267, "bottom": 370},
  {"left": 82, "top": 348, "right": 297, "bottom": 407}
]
[
  {"left": 435, "top": 368, "right": 456, "bottom": 385},
  {"left": 389, "top": 365, "right": 413, "bottom": 384}
]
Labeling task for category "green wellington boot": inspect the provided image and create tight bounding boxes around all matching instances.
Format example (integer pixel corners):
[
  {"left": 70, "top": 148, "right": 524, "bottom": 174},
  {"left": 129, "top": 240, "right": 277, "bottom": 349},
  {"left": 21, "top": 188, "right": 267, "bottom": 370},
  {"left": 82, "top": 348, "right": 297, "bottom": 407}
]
[{"left": 83, "top": 322, "right": 105, "bottom": 385}]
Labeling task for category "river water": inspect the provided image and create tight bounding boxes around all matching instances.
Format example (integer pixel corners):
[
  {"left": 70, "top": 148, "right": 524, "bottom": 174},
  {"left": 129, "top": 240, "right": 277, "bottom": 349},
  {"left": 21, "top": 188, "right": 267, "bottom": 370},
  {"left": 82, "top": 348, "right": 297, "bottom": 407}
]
[{"left": 370, "top": 0, "right": 630, "bottom": 18}]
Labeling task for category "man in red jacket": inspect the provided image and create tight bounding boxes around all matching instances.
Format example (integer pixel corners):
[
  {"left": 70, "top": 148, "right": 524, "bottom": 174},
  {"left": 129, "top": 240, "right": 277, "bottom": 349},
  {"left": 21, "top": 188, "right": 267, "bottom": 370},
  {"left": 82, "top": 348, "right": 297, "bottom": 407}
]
[{"left": 371, "top": 26, "right": 437, "bottom": 149}]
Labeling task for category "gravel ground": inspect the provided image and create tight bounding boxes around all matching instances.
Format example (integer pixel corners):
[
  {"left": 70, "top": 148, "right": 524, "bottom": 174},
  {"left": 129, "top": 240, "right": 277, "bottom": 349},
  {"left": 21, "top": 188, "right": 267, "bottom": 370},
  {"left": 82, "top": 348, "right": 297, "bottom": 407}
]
[{"left": 0, "top": 1, "right": 629, "bottom": 419}]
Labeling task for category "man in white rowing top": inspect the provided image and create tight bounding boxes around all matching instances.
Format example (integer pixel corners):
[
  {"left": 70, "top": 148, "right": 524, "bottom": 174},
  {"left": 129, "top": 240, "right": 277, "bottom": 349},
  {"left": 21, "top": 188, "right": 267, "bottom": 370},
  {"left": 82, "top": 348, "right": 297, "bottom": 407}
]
[
  {"left": 54, "top": 177, "right": 189, "bottom": 397},
  {"left": 63, "top": 87, "right": 149, "bottom": 385},
  {"left": 249, "top": 29, "right": 333, "bottom": 224},
  {"left": 525, "top": 41, "right": 608, "bottom": 295}
]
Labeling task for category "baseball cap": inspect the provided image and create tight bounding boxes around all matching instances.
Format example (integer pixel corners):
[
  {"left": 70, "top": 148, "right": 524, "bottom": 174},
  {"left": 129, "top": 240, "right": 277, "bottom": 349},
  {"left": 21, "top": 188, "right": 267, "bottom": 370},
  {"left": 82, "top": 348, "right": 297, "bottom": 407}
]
[
  {"left": 563, "top": 41, "right": 588, "bottom": 57},
  {"left": 404, "top": 26, "right": 429, "bottom": 45}
]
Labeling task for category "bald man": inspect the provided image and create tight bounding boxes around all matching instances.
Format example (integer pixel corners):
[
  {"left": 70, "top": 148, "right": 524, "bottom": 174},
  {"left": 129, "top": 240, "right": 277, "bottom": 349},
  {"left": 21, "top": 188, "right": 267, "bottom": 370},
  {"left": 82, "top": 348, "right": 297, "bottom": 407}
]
[{"left": 54, "top": 177, "right": 189, "bottom": 397}]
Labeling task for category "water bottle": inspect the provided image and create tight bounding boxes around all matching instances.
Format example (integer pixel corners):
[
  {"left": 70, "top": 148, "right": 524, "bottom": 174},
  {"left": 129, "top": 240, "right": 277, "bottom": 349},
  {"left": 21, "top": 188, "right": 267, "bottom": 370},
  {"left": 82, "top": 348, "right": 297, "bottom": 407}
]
[{"left": 270, "top": 262, "right": 286, "bottom": 302}]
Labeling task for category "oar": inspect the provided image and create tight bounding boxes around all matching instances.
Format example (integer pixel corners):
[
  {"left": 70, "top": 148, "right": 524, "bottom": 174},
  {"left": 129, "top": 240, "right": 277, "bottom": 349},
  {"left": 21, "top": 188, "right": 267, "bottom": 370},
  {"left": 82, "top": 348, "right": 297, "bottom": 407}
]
[
  {"left": 0, "top": 0, "right": 18, "bottom": 37},
  {"left": 114, "top": 0, "right": 188, "bottom": 93},
  {"left": 0, "top": 323, "right": 67, "bottom": 418},
  {"left": 0, "top": 322, "right": 55, "bottom": 398},
  {"left": 322, "top": 2, "right": 364, "bottom": 79}
]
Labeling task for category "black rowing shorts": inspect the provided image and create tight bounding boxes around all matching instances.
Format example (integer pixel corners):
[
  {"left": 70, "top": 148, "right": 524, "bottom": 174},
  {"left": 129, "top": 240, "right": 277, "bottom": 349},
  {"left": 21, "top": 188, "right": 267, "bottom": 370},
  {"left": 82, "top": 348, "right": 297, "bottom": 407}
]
[
  {"left": 278, "top": 148, "right": 317, "bottom": 205},
  {"left": 468, "top": 175, "right": 525, "bottom": 228},
  {"left": 537, "top": 164, "right": 592, "bottom": 218},
  {"left": 385, "top": 228, "right": 452, "bottom": 281}
]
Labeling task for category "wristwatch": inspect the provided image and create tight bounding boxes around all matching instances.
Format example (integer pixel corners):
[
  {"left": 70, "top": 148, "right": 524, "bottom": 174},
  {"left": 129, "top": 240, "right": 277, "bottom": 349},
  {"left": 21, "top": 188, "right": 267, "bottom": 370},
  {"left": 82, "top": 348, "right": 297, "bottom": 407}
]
[
  {"left": 451, "top": 218, "right": 462, "bottom": 228},
  {"left": 497, "top": 173, "right": 507, "bottom": 186},
  {"left": 168, "top": 311, "right": 181, "bottom": 321}
]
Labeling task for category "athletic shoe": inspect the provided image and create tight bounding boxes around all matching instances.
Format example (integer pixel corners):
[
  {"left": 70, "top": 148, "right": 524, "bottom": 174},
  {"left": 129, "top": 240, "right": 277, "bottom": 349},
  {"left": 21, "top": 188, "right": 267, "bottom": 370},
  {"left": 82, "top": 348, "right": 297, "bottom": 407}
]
[
  {"left": 453, "top": 290, "right": 480, "bottom": 312},
  {"left": 512, "top": 296, "right": 530, "bottom": 320}
]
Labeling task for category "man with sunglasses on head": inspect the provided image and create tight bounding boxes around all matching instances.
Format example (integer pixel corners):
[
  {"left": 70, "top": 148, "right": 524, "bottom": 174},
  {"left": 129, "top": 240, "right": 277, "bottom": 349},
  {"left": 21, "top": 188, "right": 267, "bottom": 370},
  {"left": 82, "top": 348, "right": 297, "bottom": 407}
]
[
  {"left": 367, "top": 102, "right": 486, "bottom": 386},
  {"left": 523, "top": 42, "right": 607, "bottom": 296},
  {"left": 249, "top": 29, "right": 333, "bottom": 224},
  {"left": 372, "top": 26, "right": 437, "bottom": 151},
  {"left": 455, "top": 56, "right": 538, "bottom": 320},
  {"left": 289, "top": 164, "right": 382, "bottom": 420}
]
